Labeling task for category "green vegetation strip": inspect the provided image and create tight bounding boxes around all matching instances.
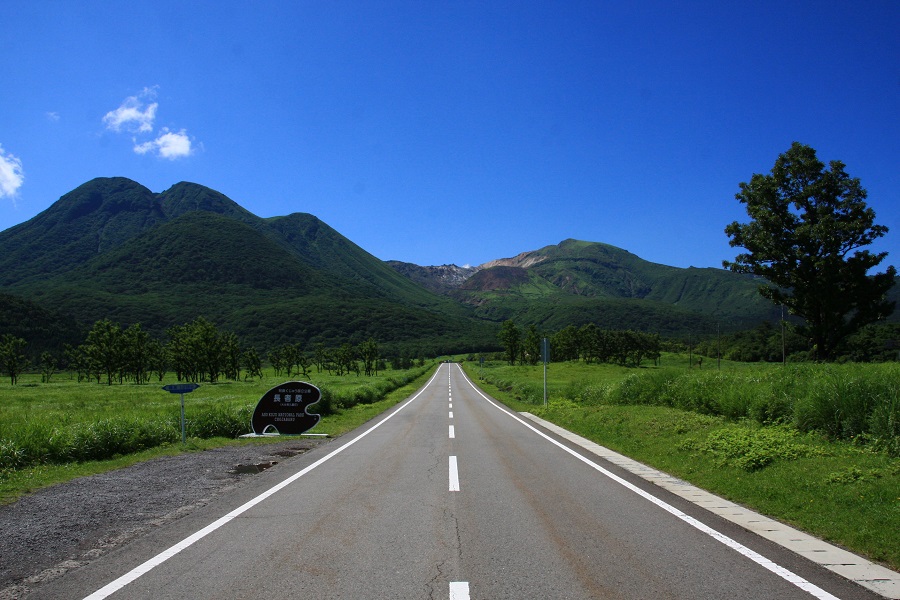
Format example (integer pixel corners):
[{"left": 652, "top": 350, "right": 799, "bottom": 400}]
[
  {"left": 0, "top": 364, "right": 437, "bottom": 504},
  {"left": 462, "top": 359, "right": 900, "bottom": 572}
]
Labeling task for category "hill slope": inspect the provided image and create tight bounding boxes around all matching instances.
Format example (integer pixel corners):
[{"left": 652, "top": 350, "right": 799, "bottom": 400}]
[
  {"left": 400, "top": 239, "right": 783, "bottom": 336},
  {"left": 0, "top": 178, "right": 494, "bottom": 352}
]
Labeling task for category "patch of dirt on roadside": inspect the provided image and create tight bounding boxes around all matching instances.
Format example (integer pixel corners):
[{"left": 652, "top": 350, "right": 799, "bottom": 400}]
[{"left": 0, "top": 439, "right": 325, "bottom": 599}]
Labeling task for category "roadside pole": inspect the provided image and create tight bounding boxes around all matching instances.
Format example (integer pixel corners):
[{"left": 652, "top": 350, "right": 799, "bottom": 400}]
[
  {"left": 162, "top": 383, "right": 201, "bottom": 444},
  {"left": 542, "top": 337, "right": 549, "bottom": 407}
]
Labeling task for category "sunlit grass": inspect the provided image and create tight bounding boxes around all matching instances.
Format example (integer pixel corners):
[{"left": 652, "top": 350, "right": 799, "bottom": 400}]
[
  {"left": 463, "top": 358, "right": 900, "bottom": 570},
  {"left": 0, "top": 364, "right": 437, "bottom": 501}
]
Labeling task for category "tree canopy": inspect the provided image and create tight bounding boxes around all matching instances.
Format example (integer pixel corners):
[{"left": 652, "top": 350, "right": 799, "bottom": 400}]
[{"left": 724, "top": 142, "right": 896, "bottom": 360}]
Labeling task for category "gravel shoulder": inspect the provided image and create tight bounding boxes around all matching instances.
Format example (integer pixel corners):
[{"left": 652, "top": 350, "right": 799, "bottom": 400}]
[{"left": 0, "top": 438, "right": 328, "bottom": 599}]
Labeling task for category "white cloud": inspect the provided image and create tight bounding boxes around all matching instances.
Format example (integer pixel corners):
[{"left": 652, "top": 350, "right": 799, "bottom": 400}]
[
  {"left": 134, "top": 128, "right": 193, "bottom": 160},
  {"left": 0, "top": 144, "right": 25, "bottom": 199},
  {"left": 103, "top": 87, "right": 158, "bottom": 133},
  {"left": 46, "top": 111, "right": 60, "bottom": 122},
  {"left": 104, "top": 87, "right": 199, "bottom": 160}
]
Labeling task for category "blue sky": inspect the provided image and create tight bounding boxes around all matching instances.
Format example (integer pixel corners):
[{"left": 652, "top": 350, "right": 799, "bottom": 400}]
[{"left": 1, "top": 1, "right": 897, "bottom": 270}]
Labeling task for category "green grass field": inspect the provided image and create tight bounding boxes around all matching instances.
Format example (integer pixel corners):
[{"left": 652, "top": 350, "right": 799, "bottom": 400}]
[
  {"left": 3, "top": 357, "right": 899, "bottom": 571},
  {"left": 0, "top": 364, "right": 436, "bottom": 503},
  {"left": 462, "top": 356, "right": 900, "bottom": 571}
]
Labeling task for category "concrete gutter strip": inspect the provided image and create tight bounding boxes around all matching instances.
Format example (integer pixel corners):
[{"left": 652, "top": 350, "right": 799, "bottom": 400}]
[{"left": 520, "top": 412, "right": 900, "bottom": 600}]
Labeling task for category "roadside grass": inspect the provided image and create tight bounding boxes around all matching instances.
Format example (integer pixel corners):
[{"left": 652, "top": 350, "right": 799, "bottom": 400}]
[
  {"left": 0, "top": 364, "right": 437, "bottom": 504},
  {"left": 462, "top": 358, "right": 900, "bottom": 571}
]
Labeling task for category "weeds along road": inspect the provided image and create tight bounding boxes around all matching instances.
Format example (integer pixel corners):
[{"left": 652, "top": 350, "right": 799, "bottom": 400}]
[{"left": 34, "top": 363, "right": 880, "bottom": 600}]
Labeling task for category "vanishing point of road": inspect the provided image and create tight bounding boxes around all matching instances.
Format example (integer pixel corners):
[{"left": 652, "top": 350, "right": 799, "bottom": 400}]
[{"left": 34, "top": 363, "right": 884, "bottom": 599}]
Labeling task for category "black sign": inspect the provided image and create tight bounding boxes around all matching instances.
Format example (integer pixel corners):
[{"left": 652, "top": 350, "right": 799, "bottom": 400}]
[{"left": 251, "top": 381, "right": 321, "bottom": 435}]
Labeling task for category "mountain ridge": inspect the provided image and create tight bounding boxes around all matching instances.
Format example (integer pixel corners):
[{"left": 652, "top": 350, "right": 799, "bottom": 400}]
[
  {"left": 4, "top": 176, "right": 886, "bottom": 353},
  {"left": 0, "top": 177, "right": 492, "bottom": 352}
]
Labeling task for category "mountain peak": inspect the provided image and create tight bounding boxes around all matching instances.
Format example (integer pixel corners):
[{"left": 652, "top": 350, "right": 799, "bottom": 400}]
[{"left": 158, "top": 182, "right": 259, "bottom": 224}]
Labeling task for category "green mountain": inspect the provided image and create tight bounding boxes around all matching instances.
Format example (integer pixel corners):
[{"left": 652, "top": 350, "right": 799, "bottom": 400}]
[
  {"left": 434, "top": 239, "right": 784, "bottom": 337},
  {"left": 5, "top": 177, "right": 891, "bottom": 356},
  {"left": 0, "top": 178, "right": 494, "bottom": 353}
]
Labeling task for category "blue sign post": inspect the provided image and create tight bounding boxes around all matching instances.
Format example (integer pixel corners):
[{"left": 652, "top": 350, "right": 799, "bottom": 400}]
[{"left": 162, "top": 383, "right": 200, "bottom": 444}]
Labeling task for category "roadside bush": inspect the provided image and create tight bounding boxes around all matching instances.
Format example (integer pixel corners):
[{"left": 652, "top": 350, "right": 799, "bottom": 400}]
[
  {"left": 867, "top": 387, "right": 900, "bottom": 457},
  {"left": 792, "top": 366, "right": 892, "bottom": 440},
  {"left": 511, "top": 381, "right": 544, "bottom": 405},
  {"left": 562, "top": 379, "right": 611, "bottom": 405},
  {"left": 188, "top": 405, "right": 253, "bottom": 439},
  {"left": 679, "top": 425, "right": 829, "bottom": 471},
  {"left": 611, "top": 370, "right": 676, "bottom": 406}
]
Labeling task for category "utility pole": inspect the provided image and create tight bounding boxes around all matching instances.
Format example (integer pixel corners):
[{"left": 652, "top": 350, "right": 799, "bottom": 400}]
[
  {"left": 781, "top": 304, "right": 786, "bottom": 366},
  {"left": 689, "top": 332, "right": 693, "bottom": 369},
  {"left": 542, "top": 337, "right": 549, "bottom": 407}
]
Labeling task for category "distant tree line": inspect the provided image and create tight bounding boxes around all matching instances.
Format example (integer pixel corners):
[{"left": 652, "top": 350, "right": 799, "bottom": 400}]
[
  {"left": 691, "top": 321, "right": 900, "bottom": 364},
  {"left": 1, "top": 316, "right": 417, "bottom": 385},
  {"left": 497, "top": 320, "right": 662, "bottom": 368}
]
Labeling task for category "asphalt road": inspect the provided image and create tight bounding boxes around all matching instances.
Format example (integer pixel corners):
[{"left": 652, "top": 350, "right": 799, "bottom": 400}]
[{"left": 33, "top": 363, "right": 881, "bottom": 599}]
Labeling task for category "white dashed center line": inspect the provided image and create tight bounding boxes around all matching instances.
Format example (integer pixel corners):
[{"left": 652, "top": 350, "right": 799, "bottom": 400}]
[
  {"left": 449, "top": 581, "right": 470, "bottom": 599},
  {"left": 449, "top": 455, "right": 460, "bottom": 491}
]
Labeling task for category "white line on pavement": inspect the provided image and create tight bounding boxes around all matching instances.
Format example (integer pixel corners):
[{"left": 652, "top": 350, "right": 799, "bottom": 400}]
[
  {"left": 82, "top": 365, "right": 448, "bottom": 600},
  {"left": 449, "top": 581, "right": 470, "bottom": 599},
  {"left": 454, "top": 365, "right": 841, "bottom": 600},
  {"left": 449, "top": 425, "right": 455, "bottom": 439},
  {"left": 449, "top": 455, "right": 460, "bottom": 491}
]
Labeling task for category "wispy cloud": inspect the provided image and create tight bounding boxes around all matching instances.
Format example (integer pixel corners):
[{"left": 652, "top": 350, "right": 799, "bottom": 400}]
[
  {"left": 103, "top": 87, "right": 159, "bottom": 133},
  {"left": 134, "top": 128, "right": 194, "bottom": 160},
  {"left": 0, "top": 144, "right": 25, "bottom": 200},
  {"left": 46, "top": 111, "right": 60, "bottom": 122}
]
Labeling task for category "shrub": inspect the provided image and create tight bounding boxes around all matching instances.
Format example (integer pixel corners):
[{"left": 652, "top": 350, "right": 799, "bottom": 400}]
[
  {"left": 680, "top": 425, "right": 829, "bottom": 471},
  {"left": 188, "top": 405, "right": 252, "bottom": 439}
]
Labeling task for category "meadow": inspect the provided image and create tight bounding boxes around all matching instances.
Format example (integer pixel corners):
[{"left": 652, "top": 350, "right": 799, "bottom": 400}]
[
  {"left": 0, "top": 364, "right": 436, "bottom": 502},
  {"left": 462, "top": 356, "right": 900, "bottom": 571}
]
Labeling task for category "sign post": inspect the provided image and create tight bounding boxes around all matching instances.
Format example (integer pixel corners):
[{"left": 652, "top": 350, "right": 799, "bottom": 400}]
[
  {"left": 162, "top": 383, "right": 201, "bottom": 444},
  {"left": 250, "top": 381, "right": 322, "bottom": 436},
  {"left": 542, "top": 337, "right": 549, "bottom": 407}
]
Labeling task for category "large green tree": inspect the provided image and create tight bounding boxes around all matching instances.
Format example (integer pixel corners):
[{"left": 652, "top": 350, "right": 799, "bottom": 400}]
[{"left": 724, "top": 142, "right": 896, "bottom": 360}]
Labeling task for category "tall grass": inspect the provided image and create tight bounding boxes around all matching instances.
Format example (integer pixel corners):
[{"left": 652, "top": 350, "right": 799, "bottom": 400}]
[{"left": 480, "top": 361, "right": 900, "bottom": 456}]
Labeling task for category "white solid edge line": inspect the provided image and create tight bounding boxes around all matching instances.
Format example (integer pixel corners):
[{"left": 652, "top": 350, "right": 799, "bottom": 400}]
[
  {"left": 82, "top": 364, "right": 448, "bottom": 600},
  {"left": 453, "top": 365, "right": 841, "bottom": 600},
  {"left": 449, "top": 581, "right": 470, "bottom": 599}
]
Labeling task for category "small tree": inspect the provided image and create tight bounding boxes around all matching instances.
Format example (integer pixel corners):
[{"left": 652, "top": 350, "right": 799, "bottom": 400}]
[
  {"left": 222, "top": 331, "right": 241, "bottom": 381},
  {"left": 242, "top": 347, "right": 263, "bottom": 380},
  {"left": 724, "top": 143, "right": 896, "bottom": 360},
  {"left": 522, "top": 325, "right": 541, "bottom": 366},
  {"left": 85, "top": 319, "right": 123, "bottom": 385},
  {"left": 359, "top": 338, "right": 379, "bottom": 376},
  {"left": 148, "top": 339, "right": 168, "bottom": 382},
  {"left": 0, "top": 334, "right": 28, "bottom": 385},
  {"left": 498, "top": 320, "right": 521, "bottom": 366},
  {"left": 122, "top": 323, "right": 151, "bottom": 384},
  {"left": 40, "top": 351, "right": 56, "bottom": 383}
]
